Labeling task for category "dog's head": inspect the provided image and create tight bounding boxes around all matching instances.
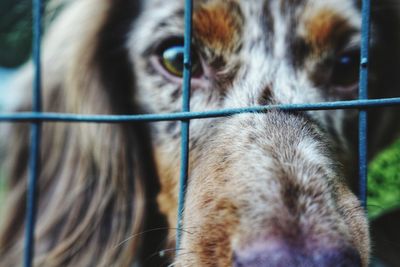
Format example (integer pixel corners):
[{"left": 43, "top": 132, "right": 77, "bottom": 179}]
[
  {"left": 1, "top": 0, "right": 400, "bottom": 266},
  {"left": 129, "top": 0, "right": 400, "bottom": 266}
]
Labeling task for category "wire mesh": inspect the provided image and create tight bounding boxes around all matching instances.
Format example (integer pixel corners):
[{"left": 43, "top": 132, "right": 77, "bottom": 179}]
[
  {"left": 176, "top": 0, "right": 193, "bottom": 250},
  {"left": 0, "top": 0, "right": 396, "bottom": 265},
  {"left": 358, "top": 0, "right": 372, "bottom": 209},
  {"left": 23, "top": 0, "right": 42, "bottom": 266}
]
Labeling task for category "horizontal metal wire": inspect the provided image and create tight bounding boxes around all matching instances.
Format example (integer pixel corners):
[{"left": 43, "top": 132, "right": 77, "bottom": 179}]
[{"left": 0, "top": 97, "right": 399, "bottom": 123}]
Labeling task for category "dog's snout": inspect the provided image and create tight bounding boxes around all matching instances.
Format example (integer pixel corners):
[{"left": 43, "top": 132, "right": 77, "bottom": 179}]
[{"left": 232, "top": 240, "right": 361, "bottom": 267}]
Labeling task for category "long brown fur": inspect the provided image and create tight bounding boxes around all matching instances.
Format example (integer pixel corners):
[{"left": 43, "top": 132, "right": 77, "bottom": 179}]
[
  {"left": 1, "top": 1, "right": 166, "bottom": 266},
  {"left": 0, "top": 0, "right": 399, "bottom": 266}
]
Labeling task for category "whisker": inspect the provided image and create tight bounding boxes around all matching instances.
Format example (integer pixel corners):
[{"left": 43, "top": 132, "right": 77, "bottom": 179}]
[
  {"left": 144, "top": 247, "right": 185, "bottom": 262},
  {"left": 114, "top": 227, "right": 197, "bottom": 248}
]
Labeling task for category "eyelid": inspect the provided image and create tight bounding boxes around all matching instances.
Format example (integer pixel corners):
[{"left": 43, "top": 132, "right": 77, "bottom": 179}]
[
  {"left": 155, "top": 37, "right": 185, "bottom": 55},
  {"left": 334, "top": 32, "right": 361, "bottom": 55},
  {"left": 337, "top": 42, "right": 360, "bottom": 55},
  {"left": 151, "top": 36, "right": 201, "bottom": 58},
  {"left": 142, "top": 36, "right": 184, "bottom": 57}
]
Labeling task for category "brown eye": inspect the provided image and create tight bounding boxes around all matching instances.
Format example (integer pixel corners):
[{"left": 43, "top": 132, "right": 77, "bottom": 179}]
[
  {"left": 331, "top": 49, "right": 360, "bottom": 86},
  {"left": 162, "top": 46, "right": 186, "bottom": 76},
  {"left": 159, "top": 39, "right": 202, "bottom": 78}
]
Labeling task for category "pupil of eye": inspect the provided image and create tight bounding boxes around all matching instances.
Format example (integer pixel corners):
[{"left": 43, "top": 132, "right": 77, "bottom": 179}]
[
  {"left": 339, "top": 55, "right": 353, "bottom": 65},
  {"left": 162, "top": 46, "right": 185, "bottom": 76}
]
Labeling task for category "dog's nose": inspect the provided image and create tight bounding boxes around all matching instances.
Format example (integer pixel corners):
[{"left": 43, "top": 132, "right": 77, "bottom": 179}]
[{"left": 232, "top": 241, "right": 361, "bottom": 267}]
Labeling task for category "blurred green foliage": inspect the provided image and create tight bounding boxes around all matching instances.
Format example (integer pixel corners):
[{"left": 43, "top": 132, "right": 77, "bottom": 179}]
[
  {"left": 0, "top": 0, "right": 33, "bottom": 67},
  {"left": 368, "top": 139, "right": 400, "bottom": 218}
]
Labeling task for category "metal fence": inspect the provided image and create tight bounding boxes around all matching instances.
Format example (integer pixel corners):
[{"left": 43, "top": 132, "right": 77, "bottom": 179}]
[{"left": 0, "top": 0, "right": 400, "bottom": 266}]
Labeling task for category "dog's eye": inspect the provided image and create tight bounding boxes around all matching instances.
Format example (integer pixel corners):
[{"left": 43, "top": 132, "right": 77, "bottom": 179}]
[
  {"left": 331, "top": 49, "right": 360, "bottom": 86},
  {"left": 158, "top": 39, "right": 202, "bottom": 78},
  {"left": 162, "top": 46, "right": 186, "bottom": 76}
]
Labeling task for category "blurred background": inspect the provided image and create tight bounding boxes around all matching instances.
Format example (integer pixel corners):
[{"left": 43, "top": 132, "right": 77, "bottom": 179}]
[{"left": 0, "top": 0, "right": 33, "bottom": 107}]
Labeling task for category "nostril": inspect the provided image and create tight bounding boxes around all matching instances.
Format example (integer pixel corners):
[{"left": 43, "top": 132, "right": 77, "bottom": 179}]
[
  {"left": 232, "top": 241, "right": 297, "bottom": 267},
  {"left": 314, "top": 247, "right": 362, "bottom": 267},
  {"left": 233, "top": 241, "right": 361, "bottom": 267}
]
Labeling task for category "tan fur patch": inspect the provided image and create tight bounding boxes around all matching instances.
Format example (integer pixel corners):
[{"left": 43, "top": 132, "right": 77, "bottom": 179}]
[
  {"left": 155, "top": 149, "right": 179, "bottom": 236},
  {"left": 193, "top": 3, "right": 241, "bottom": 52},
  {"left": 305, "top": 9, "right": 349, "bottom": 50}
]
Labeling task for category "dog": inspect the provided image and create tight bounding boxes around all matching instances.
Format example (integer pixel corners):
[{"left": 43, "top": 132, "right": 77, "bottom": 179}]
[{"left": 0, "top": 0, "right": 399, "bottom": 266}]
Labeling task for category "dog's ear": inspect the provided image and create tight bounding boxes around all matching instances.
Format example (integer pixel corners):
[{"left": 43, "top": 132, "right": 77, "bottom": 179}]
[
  {"left": 0, "top": 1, "right": 166, "bottom": 266},
  {"left": 64, "top": 0, "right": 140, "bottom": 116}
]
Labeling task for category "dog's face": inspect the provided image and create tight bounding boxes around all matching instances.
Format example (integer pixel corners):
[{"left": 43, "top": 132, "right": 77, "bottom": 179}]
[
  {"left": 129, "top": 0, "right": 370, "bottom": 266},
  {"left": 2, "top": 0, "right": 400, "bottom": 266}
]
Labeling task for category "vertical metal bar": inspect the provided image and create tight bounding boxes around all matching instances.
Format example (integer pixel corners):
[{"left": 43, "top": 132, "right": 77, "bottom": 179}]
[
  {"left": 176, "top": 0, "right": 193, "bottom": 251},
  {"left": 358, "top": 0, "right": 371, "bottom": 209},
  {"left": 24, "top": 0, "right": 43, "bottom": 266}
]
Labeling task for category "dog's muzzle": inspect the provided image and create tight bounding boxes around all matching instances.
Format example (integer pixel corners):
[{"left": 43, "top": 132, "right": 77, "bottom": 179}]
[{"left": 177, "top": 111, "right": 368, "bottom": 266}]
